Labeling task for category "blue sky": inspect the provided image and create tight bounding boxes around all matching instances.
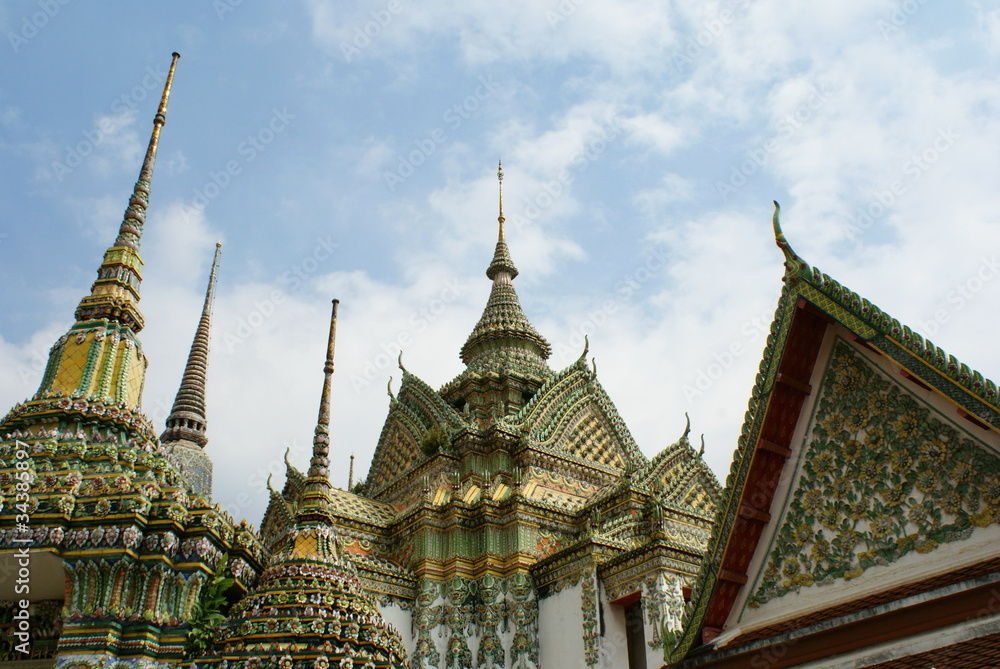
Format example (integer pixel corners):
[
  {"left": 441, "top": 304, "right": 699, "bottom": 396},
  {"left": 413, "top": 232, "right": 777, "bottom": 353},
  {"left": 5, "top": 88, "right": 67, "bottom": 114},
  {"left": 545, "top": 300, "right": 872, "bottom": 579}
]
[{"left": 2, "top": 1, "right": 999, "bottom": 524}]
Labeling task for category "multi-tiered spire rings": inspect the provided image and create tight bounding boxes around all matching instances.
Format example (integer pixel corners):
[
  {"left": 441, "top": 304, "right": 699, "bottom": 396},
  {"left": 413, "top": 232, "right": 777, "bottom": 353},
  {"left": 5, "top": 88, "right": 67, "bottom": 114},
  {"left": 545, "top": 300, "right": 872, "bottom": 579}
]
[{"left": 308, "top": 298, "right": 340, "bottom": 482}]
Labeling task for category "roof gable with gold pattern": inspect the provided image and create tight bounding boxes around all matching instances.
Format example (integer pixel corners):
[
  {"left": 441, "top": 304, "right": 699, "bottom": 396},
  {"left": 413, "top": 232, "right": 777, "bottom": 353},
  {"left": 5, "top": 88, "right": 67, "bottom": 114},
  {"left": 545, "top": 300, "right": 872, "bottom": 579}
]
[
  {"left": 281, "top": 449, "right": 307, "bottom": 503},
  {"left": 503, "top": 354, "right": 647, "bottom": 471},
  {"left": 364, "top": 368, "right": 466, "bottom": 496},
  {"left": 325, "top": 486, "right": 396, "bottom": 527},
  {"left": 260, "top": 481, "right": 296, "bottom": 551},
  {"left": 395, "top": 366, "right": 468, "bottom": 433},
  {"left": 742, "top": 336, "right": 1000, "bottom": 610},
  {"left": 638, "top": 430, "right": 722, "bottom": 518},
  {"left": 671, "top": 204, "right": 1000, "bottom": 664}
]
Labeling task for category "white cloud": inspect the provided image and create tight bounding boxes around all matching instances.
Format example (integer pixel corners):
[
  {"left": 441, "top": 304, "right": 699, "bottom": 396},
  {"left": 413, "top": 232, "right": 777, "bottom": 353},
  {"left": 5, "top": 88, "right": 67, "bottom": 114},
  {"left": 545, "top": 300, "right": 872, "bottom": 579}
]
[
  {"left": 5, "top": 2, "right": 1000, "bottom": 528},
  {"left": 307, "top": 0, "right": 680, "bottom": 72}
]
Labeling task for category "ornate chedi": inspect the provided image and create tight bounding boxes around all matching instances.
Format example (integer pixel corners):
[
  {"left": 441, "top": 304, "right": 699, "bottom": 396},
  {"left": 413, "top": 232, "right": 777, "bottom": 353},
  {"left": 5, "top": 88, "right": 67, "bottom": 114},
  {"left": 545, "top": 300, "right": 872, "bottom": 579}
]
[
  {"left": 200, "top": 301, "right": 408, "bottom": 669},
  {"left": 0, "top": 54, "right": 264, "bottom": 669},
  {"left": 262, "top": 163, "right": 722, "bottom": 669}
]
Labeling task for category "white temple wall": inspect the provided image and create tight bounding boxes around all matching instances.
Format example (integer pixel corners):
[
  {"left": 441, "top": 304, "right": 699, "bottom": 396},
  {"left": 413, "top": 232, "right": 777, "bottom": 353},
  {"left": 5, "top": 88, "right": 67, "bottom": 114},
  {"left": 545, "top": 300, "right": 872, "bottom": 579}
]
[
  {"left": 538, "top": 582, "right": 585, "bottom": 669},
  {"left": 596, "top": 583, "right": 630, "bottom": 669},
  {"left": 377, "top": 600, "right": 413, "bottom": 657}
]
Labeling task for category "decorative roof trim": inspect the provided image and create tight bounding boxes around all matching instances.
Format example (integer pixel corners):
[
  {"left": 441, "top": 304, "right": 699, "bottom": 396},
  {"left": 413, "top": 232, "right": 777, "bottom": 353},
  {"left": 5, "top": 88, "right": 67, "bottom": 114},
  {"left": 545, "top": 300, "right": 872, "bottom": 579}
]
[{"left": 672, "top": 203, "right": 1000, "bottom": 662}]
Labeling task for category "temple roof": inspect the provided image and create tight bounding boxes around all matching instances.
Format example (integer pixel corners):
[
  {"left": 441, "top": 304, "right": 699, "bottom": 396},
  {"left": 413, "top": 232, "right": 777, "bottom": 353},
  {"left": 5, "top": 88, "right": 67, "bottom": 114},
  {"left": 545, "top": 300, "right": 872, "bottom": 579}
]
[
  {"left": 637, "top": 425, "right": 721, "bottom": 518},
  {"left": 364, "top": 368, "right": 466, "bottom": 496},
  {"left": 459, "top": 281, "right": 553, "bottom": 375},
  {"left": 457, "top": 162, "right": 552, "bottom": 377},
  {"left": 502, "top": 353, "right": 646, "bottom": 471},
  {"left": 670, "top": 203, "right": 1000, "bottom": 663}
]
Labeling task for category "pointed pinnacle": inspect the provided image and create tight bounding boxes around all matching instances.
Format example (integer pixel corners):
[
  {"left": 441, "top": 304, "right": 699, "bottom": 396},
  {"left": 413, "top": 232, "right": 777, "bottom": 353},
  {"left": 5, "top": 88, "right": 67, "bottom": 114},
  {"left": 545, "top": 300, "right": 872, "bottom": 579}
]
[
  {"left": 308, "top": 299, "right": 339, "bottom": 480},
  {"left": 160, "top": 241, "right": 221, "bottom": 448},
  {"left": 487, "top": 162, "right": 518, "bottom": 282},
  {"left": 75, "top": 52, "right": 181, "bottom": 332}
]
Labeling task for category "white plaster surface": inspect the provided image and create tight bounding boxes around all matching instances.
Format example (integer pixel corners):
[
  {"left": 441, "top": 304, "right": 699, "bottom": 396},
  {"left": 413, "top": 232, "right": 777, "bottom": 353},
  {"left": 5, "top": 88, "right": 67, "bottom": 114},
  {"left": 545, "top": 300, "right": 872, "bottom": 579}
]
[
  {"left": 538, "top": 583, "right": 585, "bottom": 669},
  {"left": 377, "top": 600, "right": 413, "bottom": 657}
]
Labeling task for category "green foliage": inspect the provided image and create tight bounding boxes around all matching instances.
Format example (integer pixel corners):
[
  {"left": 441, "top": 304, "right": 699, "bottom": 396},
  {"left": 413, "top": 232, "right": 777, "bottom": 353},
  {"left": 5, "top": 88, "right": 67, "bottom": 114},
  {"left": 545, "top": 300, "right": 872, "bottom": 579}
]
[
  {"left": 184, "top": 554, "right": 235, "bottom": 660},
  {"left": 420, "top": 425, "right": 449, "bottom": 456}
]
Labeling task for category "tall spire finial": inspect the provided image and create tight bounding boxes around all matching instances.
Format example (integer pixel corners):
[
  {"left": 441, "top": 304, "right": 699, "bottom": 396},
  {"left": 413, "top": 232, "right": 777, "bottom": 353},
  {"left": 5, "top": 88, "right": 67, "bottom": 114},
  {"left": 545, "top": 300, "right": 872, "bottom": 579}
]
[
  {"left": 116, "top": 51, "right": 179, "bottom": 252},
  {"left": 73, "top": 52, "right": 181, "bottom": 332},
  {"left": 161, "top": 241, "right": 222, "bottom": 448},
  {"left": 161, "top": 241, "right": 221, "bottom": 499},
  {"left": 498, "top": 159, "right": 505, "bottom": 241},
  {"left": 308, "top": 299, "right": 340, "bottom": 480},
  {"left": 486, "top": 161, "right": 518, "bottom": 284},
  {"left": 459, "top": 161, "right": 552, "bottom": 373},
  {"left": 348, "top": 454, "right": 355, "bottom": 490}
]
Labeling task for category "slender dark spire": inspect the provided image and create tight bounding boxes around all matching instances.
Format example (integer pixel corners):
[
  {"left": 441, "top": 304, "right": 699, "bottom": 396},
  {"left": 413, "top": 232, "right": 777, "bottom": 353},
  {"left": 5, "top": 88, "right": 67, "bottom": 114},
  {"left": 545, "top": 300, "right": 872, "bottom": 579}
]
[
  {"left": 308, "top": 299, "right": 340, "bottom": 481},
  {"left": 161, "top": 242, "right": 221, "bottom": 448},
  {"left": 348, "top": 453, "right": 355, "bottom": 490},
  {"left": 74, "top": 52, "right": 181, "bottom": 332}
]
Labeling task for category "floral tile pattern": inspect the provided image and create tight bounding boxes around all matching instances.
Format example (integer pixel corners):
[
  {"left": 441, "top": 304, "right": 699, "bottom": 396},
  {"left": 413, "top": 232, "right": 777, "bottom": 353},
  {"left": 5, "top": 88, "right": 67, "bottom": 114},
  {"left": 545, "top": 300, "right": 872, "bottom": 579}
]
[{"left": 748, "top": 339, "right": 1000, "bottom": 607}]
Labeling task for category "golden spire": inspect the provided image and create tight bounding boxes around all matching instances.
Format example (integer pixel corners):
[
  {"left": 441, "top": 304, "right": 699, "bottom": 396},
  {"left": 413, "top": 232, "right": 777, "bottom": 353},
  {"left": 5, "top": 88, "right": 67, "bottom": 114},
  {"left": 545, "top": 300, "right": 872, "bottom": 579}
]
[
  {"left": 460, "top": 162, "right": 552, "bottom": 372},
  {"left": 26, "top": 52, "right": 181, "bottom": 416},
  {"left": 74, "top": 51, "right": 181, "bottom": 332}
]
